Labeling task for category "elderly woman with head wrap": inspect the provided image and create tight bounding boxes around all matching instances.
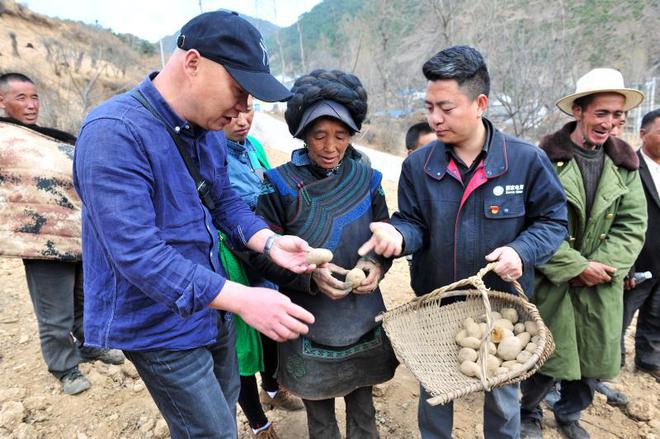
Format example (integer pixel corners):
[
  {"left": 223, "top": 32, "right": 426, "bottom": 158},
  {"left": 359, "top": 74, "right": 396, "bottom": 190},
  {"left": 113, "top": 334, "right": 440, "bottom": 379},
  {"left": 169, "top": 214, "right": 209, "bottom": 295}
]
[{"left": 249, "top": 69, "right": 397, "bottom": 439}]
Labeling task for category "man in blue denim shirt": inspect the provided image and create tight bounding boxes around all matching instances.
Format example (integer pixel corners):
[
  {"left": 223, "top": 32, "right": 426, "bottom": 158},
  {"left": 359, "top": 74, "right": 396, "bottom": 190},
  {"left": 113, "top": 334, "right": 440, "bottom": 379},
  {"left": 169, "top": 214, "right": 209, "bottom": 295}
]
[{"left": 73, "top": 12, "right": 315, "bottom": 439}]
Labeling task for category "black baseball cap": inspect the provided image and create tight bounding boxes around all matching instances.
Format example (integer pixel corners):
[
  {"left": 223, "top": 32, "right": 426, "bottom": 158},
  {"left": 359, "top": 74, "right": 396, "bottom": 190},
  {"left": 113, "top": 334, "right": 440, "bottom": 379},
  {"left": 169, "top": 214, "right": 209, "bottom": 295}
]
[{"left": 177, "top": 11, "right": 291, "bottom": 102}]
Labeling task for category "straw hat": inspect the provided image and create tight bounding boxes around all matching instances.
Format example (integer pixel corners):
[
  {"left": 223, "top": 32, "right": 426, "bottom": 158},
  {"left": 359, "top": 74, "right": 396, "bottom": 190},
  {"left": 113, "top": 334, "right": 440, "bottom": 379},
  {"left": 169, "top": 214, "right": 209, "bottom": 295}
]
[{"left": 556, "top": 68, "right": 644, "bottom": 116}]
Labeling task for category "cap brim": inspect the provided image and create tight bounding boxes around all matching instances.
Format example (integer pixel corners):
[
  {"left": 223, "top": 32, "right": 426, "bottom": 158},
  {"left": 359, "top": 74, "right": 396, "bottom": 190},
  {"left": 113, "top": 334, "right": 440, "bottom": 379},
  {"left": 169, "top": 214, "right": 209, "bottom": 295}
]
[
  {"left": 292, "top": 100, "right": 359, "bottom": 138},
  {"left": 225, "top": 66, "right": 291, "bottom": 103},
  {"left": 556, "top": 88, "right": 645, "bottom": 116}
]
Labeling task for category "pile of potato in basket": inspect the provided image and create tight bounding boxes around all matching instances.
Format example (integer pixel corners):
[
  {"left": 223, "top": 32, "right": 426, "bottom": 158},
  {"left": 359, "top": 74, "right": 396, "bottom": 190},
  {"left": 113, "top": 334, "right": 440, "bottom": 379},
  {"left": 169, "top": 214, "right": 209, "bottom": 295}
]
[{"left": 455, "top": 308, "right": 540, "bottom": 378}]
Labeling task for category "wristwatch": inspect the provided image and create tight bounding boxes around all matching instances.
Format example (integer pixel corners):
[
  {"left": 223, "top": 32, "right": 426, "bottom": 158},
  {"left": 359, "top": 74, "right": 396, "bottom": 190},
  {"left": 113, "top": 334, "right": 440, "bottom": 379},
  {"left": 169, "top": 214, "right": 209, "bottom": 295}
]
[{"left": 263, "top": 234, "right": 281, "bottom": 261}]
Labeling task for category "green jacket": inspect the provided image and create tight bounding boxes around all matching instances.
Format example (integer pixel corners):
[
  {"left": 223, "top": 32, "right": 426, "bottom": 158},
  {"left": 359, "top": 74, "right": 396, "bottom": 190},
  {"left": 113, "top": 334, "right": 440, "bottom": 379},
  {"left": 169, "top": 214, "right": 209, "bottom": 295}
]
[{"left": 534, "top": 122, "right": 647, "bottom": 380}]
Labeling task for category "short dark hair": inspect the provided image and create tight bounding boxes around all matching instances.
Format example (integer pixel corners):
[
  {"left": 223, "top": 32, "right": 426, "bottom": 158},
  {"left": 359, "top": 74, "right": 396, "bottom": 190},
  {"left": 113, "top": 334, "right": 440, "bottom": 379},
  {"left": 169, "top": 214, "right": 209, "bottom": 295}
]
[
  {"left": 572, "top": 94, "right": 596, "bottom": 111},
  {"left": 641, "top": 109, "right": 660, "bottom": 130},
  {"left": 422, "top": 45, "right": 490, "bottom": 99},
  {"left": 0, "top": 72, "right": 34, "bottom": 92},
  {"left": 405, "top": 122, "right": 433, "bottom": 150}
]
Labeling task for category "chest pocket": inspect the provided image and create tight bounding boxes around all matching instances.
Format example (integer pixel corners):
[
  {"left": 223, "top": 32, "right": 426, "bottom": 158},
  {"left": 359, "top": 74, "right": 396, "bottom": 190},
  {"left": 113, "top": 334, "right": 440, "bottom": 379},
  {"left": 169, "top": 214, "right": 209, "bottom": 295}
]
[{"left": 483, "top": 195, "right": 525, "bottom": 219}]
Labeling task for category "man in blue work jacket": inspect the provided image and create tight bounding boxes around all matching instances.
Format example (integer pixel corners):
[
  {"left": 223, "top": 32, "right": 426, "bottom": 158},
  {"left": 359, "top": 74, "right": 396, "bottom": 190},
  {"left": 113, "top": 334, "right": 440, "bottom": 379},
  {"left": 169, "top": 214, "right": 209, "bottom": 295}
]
[
  {"left": 359, "top": 46, "right": 568, "bottom": 438},
  {"left": 73, "top": 12, "right": 315, "bottom": 439}
]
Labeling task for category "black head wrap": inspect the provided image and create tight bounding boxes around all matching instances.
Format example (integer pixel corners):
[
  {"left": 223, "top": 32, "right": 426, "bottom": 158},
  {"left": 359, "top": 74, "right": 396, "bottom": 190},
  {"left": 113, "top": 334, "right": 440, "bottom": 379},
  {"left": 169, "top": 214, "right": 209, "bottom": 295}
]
[{"left": 284, "top": 69, "right": 368, "bottom": 137}]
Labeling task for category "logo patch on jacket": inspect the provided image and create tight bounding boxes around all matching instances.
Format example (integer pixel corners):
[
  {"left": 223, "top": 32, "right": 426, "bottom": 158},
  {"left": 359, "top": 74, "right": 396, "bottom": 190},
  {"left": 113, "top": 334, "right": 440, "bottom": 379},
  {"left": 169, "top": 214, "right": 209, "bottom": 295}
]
[{"left": 505, "top": 184, "right": 524, "bottom": 195}]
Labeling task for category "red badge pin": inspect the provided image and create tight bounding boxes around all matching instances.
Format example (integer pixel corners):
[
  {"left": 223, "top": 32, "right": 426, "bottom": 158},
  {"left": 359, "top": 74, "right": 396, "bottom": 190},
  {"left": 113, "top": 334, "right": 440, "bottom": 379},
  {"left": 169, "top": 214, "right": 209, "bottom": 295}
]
[{"left": 490, "top": 205, "right": 500, "bottom": 215}]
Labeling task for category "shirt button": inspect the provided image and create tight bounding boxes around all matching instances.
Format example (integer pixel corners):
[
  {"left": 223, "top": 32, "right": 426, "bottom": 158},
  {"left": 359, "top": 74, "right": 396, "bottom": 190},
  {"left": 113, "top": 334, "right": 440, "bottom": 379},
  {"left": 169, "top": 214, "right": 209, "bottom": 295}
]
[
  {"left": 599, "top": 233, "right": 607, "bottom": 240},
  {"left": 606, "top": 213, "right": 614, "bottom": 219}
]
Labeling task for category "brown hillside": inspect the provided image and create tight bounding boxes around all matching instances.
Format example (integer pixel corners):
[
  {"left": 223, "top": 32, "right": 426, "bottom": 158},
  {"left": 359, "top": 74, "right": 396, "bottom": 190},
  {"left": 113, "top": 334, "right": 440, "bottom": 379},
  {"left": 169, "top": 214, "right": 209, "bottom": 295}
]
[{"left": 0, "top": 0, "right": 159, "bottom": 134}]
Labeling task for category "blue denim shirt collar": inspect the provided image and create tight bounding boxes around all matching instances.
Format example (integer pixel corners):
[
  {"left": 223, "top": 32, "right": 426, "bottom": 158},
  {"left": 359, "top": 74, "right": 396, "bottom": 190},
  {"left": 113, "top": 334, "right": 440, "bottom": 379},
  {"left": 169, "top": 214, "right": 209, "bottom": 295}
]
[
  {"left": 138, "top": 72, "right": 199, "bottom": 138},
  {"left": 226, "top": 137, "right": 250, "bottom": 155}
]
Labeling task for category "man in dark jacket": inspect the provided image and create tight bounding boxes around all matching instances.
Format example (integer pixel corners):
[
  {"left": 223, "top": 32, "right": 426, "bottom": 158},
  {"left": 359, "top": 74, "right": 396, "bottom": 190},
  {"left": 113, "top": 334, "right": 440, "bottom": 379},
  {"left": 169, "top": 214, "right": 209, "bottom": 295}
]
[
  {"left": 622, "top": 108, "right": 660, "bottom": 381},
  {"left": 359, "top": 45, "right": 567, "bottom": 439}
]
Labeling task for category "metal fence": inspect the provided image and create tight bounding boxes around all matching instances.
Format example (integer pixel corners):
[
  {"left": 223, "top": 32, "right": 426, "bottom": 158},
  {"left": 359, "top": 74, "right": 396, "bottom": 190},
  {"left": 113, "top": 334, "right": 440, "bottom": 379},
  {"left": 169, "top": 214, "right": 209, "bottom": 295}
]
[{"left": 624, "top": 77, "right": 658, "bottom": 140}]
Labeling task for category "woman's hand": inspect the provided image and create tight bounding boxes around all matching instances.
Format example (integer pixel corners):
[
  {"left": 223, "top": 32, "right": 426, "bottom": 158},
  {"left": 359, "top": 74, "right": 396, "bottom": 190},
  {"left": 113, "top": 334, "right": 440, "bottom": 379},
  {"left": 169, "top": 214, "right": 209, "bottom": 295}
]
[
  {"left": 352, "top": 258, "right": 383, "bottom": 294},
  {"left": 312, "top": 263, "right": 352, "bottom": 300}
]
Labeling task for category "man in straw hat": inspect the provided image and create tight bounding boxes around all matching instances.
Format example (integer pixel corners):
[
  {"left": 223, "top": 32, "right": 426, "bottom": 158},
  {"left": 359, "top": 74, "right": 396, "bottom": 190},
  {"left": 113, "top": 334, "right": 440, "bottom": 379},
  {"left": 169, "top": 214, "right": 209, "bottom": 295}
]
[
  {"left": 519, "top": 68, "right": 647, "bottom": 439},
  {"left": 73, "top": 11, "right": 315, "bottom": 439},
  {"left": 358, "top": 45, "right": 568, "bottom": 439}
]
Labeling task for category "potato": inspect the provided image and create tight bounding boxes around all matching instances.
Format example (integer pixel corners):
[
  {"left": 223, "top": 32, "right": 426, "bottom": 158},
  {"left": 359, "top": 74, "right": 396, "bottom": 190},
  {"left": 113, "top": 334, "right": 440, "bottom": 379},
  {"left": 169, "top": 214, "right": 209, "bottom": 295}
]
[
  {"left": 524, "top": 321, "right": 539, "bottom": 336},
  {"left": 455, "top": 329, "right": 467, "bottom": 344},
  {"left": 487, "top": 341, "right": 497, "bottom": 355},
  {"left": 458, "top": 347, "right": 478, "bottom": 363},
  {"left": 531, "top": 335, "right": 540, "bottom": 344},
  {"left": 490, "top": 326, "right": 513, "bottom": 343},
  {"left": 487, "top": 353, "right": 502, "bottom": 368},
  {"left": 516, "top": 350, "right": 532, "bottom": 363},
  {"left": 490, "top": 311, "right": 502, "bottom": 321},
  {"left": 501, "top": 308, "right": 519, "bottom": 324},
  {"left": 516, "top": 332, "right": 531, "bottom": 346},
  {"left": 479, "top": 322, "right": 488, "bottom": 338},
  {"left": 525, "top": 342, "right": 537, "bottom": 353},
  {"left": 458, "top": 336, "right": 481, "bottom": 349},
  {"left": 464, "top": 319, "right": 481, "bottom": 338},
  {"left": 513, "top": 323, "right": 526, "bottom": 335},
  {"left": 495, "top": 367, "right": 510, "bottom": 376},
  {"left": 459, "top": 360, "right": 481, "bottom": 378},
  {"left": 346, "top": 268, "right": 366, "bottom": 288},
  {"left": 494, "top": 318, "right": 514, "bottom": 332},
  {"left": 501, "top": 360, "right": 519, "bottom": 369},
  {"left": 305, "top": 248, "right": 333, "bottom": 264},
  {"left": 497, "top": 335, "right": 523, "bottom": 361},
  {"left": 509, "top": 363, "right": 524, "bottom": 373}
]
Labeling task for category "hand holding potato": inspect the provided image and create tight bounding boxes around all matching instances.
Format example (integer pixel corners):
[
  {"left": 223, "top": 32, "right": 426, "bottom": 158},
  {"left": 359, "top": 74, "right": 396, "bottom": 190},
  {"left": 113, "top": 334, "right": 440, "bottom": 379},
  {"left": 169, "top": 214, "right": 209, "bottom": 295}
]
[
  {"left": 351, "top": 258, "right": 383, "bottom": 294},
  {"left": 312, "top": 263, "right": 351, "bottom": 300}
]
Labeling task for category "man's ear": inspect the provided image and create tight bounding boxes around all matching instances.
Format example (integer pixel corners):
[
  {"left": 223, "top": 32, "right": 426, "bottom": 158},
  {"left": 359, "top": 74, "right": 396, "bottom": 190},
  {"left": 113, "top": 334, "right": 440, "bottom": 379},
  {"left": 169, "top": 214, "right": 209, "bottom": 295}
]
[
  {"left": 476, "top": 94, "right": 488, "bottom": 116},
  {"left": 571, "top": 104, "right": 583, "bottom": 121},
  {"left": 0, "top": 94, "right": 6, "bottom": 110},
  {"left": 182, "top": 49, "right": 202, "bottom": 79}
]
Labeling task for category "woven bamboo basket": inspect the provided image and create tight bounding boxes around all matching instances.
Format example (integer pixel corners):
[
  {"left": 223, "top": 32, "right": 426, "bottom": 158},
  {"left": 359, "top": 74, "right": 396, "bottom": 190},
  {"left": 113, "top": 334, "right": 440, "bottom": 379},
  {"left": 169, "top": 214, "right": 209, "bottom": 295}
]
[{"left": 376, "top": 263, "right": 554, "bottom": 406}]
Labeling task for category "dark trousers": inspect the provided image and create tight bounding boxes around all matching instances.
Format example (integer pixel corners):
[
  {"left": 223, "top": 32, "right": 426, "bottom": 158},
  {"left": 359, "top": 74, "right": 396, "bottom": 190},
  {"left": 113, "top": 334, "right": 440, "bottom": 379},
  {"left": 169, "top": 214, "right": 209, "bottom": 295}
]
[
  {"left": 622, "top": 279, "right": 660, "bottom": 369},
  {"left": 238, "top": 333, "right": 279, "bottom": 429},
  {"left": 419, "top": 383, "right": 520, "bottom": 439},
  {"left": 521, "top": 373, "right": 594, "bottom": 424},
  {"left": 124, "top": 315, "right": 240, "bottom": 439},
  {"left": 23, "top": 259, "right": 84, "bottom": 379},
  {"left": 303, "top": 386, "right": 378, "bottom": 439}
]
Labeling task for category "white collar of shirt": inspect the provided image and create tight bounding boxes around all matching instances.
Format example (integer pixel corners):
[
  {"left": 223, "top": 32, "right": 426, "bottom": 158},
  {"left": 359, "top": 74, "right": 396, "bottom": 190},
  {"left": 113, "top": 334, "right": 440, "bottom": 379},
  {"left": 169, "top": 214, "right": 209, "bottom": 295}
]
[{"left": 641, "top": 147, "right": 660, "bottom": 195}]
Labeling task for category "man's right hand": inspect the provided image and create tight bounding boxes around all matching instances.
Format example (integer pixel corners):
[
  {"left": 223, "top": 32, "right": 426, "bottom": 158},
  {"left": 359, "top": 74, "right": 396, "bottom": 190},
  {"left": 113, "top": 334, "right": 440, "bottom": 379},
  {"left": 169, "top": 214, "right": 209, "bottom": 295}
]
[
  {"left": 624, "top": 277, "right": 637, "bottom": 291},
  {"left": 210, "top": 282, "right": 314, "bottom": 342},
  {"left": 576, "top": 261, "right": 617, "bottom": 287},
  {"left": 358, "top": 222, "right": 403, "bottom": 258}
]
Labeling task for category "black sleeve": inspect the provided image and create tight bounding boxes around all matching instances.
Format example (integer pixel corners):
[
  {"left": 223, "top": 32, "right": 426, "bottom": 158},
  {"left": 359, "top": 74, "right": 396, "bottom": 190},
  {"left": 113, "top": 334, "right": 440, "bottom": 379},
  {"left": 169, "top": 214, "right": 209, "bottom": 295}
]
[
  {"left": 241, "top": 177, "right": 316, "bottom": 294},
  {"left": 369, "top": 179, "right": 393, "bottom": 274}
]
